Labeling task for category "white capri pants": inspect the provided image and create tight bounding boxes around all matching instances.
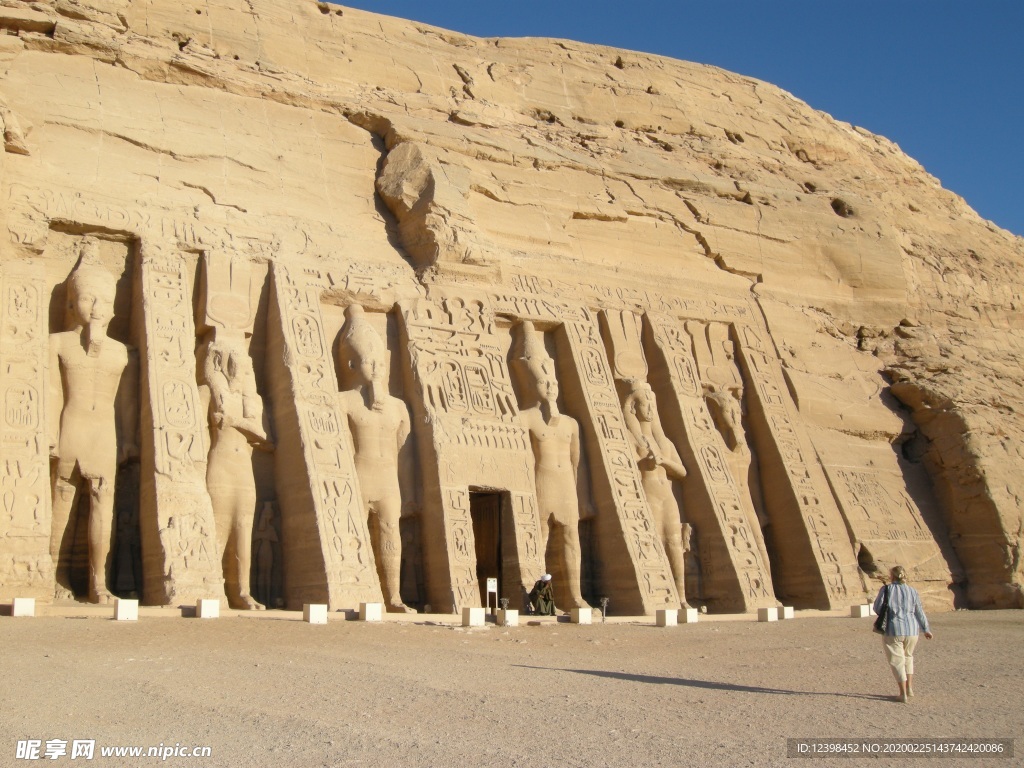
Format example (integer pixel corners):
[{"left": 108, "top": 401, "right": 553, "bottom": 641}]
[{"left": 883, "top": 635, "right": 919, "bottom": 682}]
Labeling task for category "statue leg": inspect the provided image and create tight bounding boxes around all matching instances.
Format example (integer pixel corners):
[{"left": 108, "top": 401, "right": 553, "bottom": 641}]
[
  {"left": 208, "top": 483, "right": 241, "bottom": 608},
  {"left": 229, "top": 489, "right": 261, "bottom": 610},
  {"left": 376, "top": 499, "right": 414, "bottom": 613},
  {"left": 660, "top": 505, "right": 690, "bottom": 608},
  {"left": 86, "top": 474, "right": 116, "bottom": 604},
  {"left": 558, "top": 518, "right": 590, "bottom": 609},
  {"left": 50, "top": 467, "right": 80, "bottom": 599}
]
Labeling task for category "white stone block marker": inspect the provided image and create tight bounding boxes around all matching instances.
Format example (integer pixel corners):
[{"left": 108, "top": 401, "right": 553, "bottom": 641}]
[
  {"left": 679, "top": 608, "right": 699, "bottom": 624},
  {"left": 850, "top": 604, "right": 872, "bottom": 618},
  {"left": 303, "top": 604, "right": 328, "bottom": 624},
  {"left": 115, "top": 598, "right": 139, "bottom": 621},
  {"left": 757, "top": 607, "right": 778, "bottom": 623},
  {"left": 779, "top": 606, "right": 795, "bottom": 620},
  {"left": 12, "top": 597, "right": 35, "bottom": 617},
  {"left": 497, "top": 609, "right": 518, "bottom": 627},
  {"left": 570, "top": 607, "right": 592, "bottom": 625},
  {"left": 656, "top": 609, "right": 677, "bottom": 627},
  {"left": 462, "top": 607, "right": 485, "bottom": 627},
  {"left": 196, "top": 599, "right": 220, "bottom": 619},
  {"left": 360, "top": 602, "right": 383, "bottom": 622}
]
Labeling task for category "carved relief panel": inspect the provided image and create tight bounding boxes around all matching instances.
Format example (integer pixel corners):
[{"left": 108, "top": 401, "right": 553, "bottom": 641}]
[
  {"left": 0, "top": 262, "right": 54, "bottom": 598},
  {"left": 137, "top": 248, "right": 223, "bottom": 604},
  {"left": 399, "top": 295, "right": 543, "bottom": 611}
]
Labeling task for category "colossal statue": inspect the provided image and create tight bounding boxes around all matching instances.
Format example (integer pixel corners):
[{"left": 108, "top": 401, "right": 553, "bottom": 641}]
[
  {"left": 516, "top": 322, "right": 592, "bottom": 611},
  {"left": 705, "top": 383, "right": 772, "bottom": 573},
  {"left": 335, "top": 305, "right": 417, "bottom": 613},
  {"left": 622, "top": 380, "right": 691, "bottom": 607},
  {"left": 201, "top": 339, "right": 273, "bottom": 609},
  {"left": 49, "top": 241, "right": 136, "bottom": 603}
]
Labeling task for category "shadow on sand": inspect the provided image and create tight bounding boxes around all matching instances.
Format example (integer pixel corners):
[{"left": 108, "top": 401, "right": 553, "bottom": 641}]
[{"left": 512, "top": 665, "right": 891, "bottom": 702}]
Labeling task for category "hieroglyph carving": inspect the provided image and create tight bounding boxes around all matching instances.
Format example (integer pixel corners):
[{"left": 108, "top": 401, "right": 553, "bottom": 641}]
[
  {"left": 0, "top": 262, "right": 53, "bottom": 598},
  {"left": 138, "top": 248, "right": 223, "bottom": 604},
  {"left": 269, "top": 263, "right": 382, "bottom": 609},
  {"left": 734, "top": 324, "right": 862, "bottom": 607},
  {"left": 563, "top": 309, "right": 680, "bottom": 614},
  {"left": 400, "top": 296, "right": 544, "bottom": 610},
  {"left": 646, "top": 313, "right": 776, "bottom": 611}
]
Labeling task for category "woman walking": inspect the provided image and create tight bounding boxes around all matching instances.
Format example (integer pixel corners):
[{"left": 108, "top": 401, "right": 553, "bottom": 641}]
[{"left": 874, "top": 565, "right": 934, "bottom": 703}]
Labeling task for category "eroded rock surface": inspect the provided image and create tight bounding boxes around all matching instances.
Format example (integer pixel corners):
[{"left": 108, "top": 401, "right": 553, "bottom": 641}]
[{"left": 1, "top": 0, "right": 1021, "bottom": 612}]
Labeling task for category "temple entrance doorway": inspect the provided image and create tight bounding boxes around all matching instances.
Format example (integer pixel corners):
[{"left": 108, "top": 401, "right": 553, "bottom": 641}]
[{"left": 469, "top": 490, "right": 508, "bottom": 607}]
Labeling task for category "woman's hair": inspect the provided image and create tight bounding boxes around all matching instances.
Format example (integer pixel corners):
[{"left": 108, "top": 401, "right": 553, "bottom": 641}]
[{"left": 890, "top": 565, "right": 907, "bottom": 583}]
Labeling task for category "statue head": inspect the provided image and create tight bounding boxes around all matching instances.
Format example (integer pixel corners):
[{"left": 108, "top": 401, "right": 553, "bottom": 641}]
[
  {"left": 67, "top": 240, "right": 116, "bottom": 332},
  {"left": 514, "top": 321, "right": 559, "bottom": 407},
  {"left": 625, "top": 381, "right": 656, "bottom": 423},
  {"left": 336, "top": 305, "right": 387, "bottom": 390}
]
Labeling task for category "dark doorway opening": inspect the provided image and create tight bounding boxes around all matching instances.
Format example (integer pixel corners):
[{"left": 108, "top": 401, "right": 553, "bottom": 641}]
[{"left": 470, "top": 491, "right": 505, "bottom": 607}]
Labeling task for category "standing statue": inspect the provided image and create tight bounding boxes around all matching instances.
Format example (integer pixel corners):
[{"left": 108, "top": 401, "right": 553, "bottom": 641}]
[
  {"left": 49, "top": 242, "right": 137, "bottom": 603},
  {"left": 335, "top": 305, "right": 417, "bottom": 613},
  {"left": 253, "top": 501, "right": 280, "bottom": 608},
  {"left": 622, "top": 381, "right": 691, "bottom": 607},
  {"left": 516, "top": 322, "right": 592, "bottom": 611},
  {"left": 202, "top": 340, "right": 273, "bottom": 609},
  {"left": 705, "top": 384, "right": 772, "bottom": 571}
]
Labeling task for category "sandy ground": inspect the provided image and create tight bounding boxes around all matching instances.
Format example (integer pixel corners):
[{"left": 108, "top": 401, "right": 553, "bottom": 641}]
[{"left": 0, "top": 607, "right": 1020, "bottom": 767}]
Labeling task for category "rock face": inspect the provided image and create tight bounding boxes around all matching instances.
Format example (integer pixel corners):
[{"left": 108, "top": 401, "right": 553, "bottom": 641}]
[{"left": 0, "top": 0, "right": 1021, "bottom": 613}]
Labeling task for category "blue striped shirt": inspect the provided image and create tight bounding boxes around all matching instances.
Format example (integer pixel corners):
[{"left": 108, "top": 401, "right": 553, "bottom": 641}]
[{"left": 873, "top": 583, "right": 929, "bottom": 636}]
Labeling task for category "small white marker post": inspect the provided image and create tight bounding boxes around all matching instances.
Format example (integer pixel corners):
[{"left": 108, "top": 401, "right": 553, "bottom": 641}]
[
  {"left": 115, "top": 599, "right": 139, "bottom": 621},
  {"left": 11, "top": 597, "right": 35, "bottom": 617},
  {"left": 485, "top": 577, "right": 498, "bottom": 618},
  {"left": 303, "top": 604, "right": 328, "bottom": 624},
  {"left": 359, "top": 602, "right": 382, "bottom": 622},
  {"left": 196, "top": 599, "right": 219, "bottom": 619}
]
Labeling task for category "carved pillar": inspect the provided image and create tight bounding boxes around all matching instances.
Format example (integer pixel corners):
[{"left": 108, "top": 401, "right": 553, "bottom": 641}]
[
  {"left": 137, "top": 248, "right": 223, "bottom": 604},
  {"left": 0, "top": 263, "right": 54, "bottom": 599},
  {"left": 266, "top": 262, "right": 382, "bottom": 610},
  {"left": 645, "top": 312, "right": 776, "bottom": 612},
  {"left": 734, "top": 323, "right": 863, "bottom": 608},
  {"left": 560, "top": 309, "right": 679, "bottom": 615}
]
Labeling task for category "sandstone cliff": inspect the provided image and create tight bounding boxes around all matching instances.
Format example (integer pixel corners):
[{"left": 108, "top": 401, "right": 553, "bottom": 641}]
[{"left": 1, "top": 0, "right": 1020, "bottom": 612}]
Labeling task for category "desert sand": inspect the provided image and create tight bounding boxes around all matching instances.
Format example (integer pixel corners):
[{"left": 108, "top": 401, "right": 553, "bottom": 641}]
[{"left": 1, "top": 608, "right": 1020, "bottom": 767}]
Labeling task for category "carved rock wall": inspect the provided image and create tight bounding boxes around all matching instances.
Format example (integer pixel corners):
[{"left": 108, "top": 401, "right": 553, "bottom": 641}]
[{"left": 0, "top": 0, "right": 1021, "bottom": 611}]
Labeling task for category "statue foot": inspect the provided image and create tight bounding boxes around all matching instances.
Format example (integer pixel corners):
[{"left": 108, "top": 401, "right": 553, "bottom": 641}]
[
  {"left": 90, "top": 589, "right": 115, "bottom": 605},
  {"left": 571, "top": 598, "right": 592, "bottom": 610},
  {"left": 53, "top": 585, "right": 75, "bottom": 602},
  {"left": 230, "top": 594, "right": 264, "bottom": 611},
  {"left": 386, "top": 602, "right": 417, "bottom": 614}
]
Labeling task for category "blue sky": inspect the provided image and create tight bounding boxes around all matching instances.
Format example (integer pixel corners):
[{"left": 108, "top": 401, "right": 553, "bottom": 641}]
[{"left": 333, "top": 1, "right": 1024, "bottom": 238}]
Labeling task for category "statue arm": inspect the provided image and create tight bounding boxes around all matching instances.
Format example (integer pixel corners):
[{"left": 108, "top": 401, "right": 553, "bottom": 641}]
[
  {"left": 48, "top": 335, "right": 62, "bottom": 455},
  {"left": 116, "top": 347, "right": 140, "bottom": 463},
  {"left": 572, "top": 423, "right": 597, "bottom": 520},
  {"left": 397, "top": 402, "right": 417, "bottom": 517},
  {"left": 653, "top": 419, "right": 687, "bottom": 481}
]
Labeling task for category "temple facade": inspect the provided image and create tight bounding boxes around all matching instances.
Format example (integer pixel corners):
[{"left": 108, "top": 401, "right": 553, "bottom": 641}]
[{"left": 3, "top": 1, "right": 1021, "bottom": 614}]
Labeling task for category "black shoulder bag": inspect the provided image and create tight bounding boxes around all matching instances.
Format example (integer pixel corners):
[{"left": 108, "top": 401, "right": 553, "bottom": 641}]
[{"left": 872, "top": 584, "right": 890, "bottom": 634}]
